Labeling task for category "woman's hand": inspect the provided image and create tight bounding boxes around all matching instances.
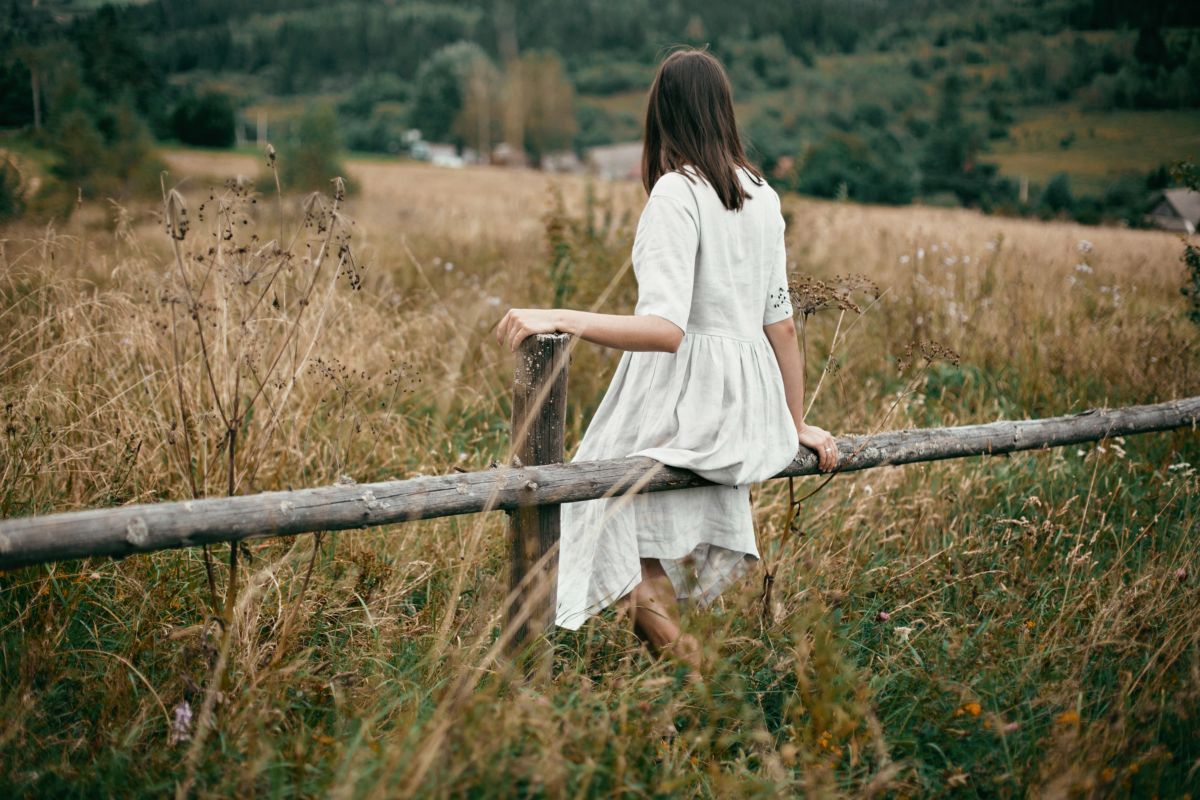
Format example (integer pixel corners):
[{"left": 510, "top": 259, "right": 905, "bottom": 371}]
[
  {"left": 798, "top": 422, "right": 839, "bottom": 472},
  {"left": 495, "top": 308, "right": 564, "bottom": 352}
]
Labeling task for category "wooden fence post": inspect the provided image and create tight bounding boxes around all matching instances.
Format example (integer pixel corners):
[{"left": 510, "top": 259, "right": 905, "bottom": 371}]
[{"left": 505, "top": 332, "right": 570, "bottom": 681}]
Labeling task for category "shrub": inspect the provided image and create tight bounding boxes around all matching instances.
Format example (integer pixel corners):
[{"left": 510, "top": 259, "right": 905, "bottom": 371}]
[
  {"left": 0, "top": 155, "right": 26, "bottom": 222},
  {"left": 338, "top": 73, "right": 410, "bottom": 119},
  {"left": 169, "top": 88, "right": 237, "bottom": 148},
  {"left": 1039, "top": 172, "right": 1075, "bottom": 216},
  {"left": 276, "top": 104, "right": 352, "bottom": 194}
]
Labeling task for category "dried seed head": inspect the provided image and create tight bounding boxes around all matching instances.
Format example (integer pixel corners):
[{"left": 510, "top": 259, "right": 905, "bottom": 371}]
[
  {"left": 332, "top": 176, "right": 346, "bottom": 203},
  {"left": 266, "top": 143, "right": 276, "bottom": 167},
  {"left": 789, "top": 273, "right": 880, "bottom": 317},
  {"left": 165, "top": 189, "right": 189, "bottom": 241},
  {"left": 896, "top": 339, "right": 961, "bottom": 373},
  {"left": 301, "top": 191, "right": 326, "bottom": 220}
]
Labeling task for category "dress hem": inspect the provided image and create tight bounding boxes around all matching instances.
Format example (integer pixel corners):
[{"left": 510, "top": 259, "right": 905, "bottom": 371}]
[{"left": 554, "top": 540, "right": 759, "bottom": 631}]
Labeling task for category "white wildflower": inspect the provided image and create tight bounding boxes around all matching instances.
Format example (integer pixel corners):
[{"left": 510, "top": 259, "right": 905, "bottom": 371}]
[
  {"left": 916, "top": 248, "right": 925, "bottom": 260},
  {"left": 1074, "top": 262, "right": 1093, "bottom": 274},
  {"left": 1076, "top": 240, "right": 1093, "bottom": 254},
  {"left": 899, "top": 254, "right": 910, "bottom": 264},
  {"left": 168, "top": 700, "right": 193, "bottom": 746},
  {"left": 895, "top": 626, "right": 915, "bottom": 642}
]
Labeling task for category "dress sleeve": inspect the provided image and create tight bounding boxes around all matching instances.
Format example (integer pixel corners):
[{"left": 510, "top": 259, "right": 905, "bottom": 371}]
[
  {"left": 762, "top": 207, "right": 794, "bottom": 326},
  {"left": 632, "top": 194, "right": 698, "bottom": 333}
]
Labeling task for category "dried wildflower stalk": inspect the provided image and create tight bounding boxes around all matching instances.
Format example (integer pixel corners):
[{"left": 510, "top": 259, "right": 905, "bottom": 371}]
[
  {"left": 156, "top": 154, "right": 362, "bottom": 621},
  {"left": 760, "top": 272, "right": 881, "bottom": 624}
]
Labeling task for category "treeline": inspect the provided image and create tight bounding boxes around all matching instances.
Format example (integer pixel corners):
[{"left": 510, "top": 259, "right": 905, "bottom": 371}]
[
  {"left": 744, "top": 20, "right": 1200, "bottom": 224},
  {"left": 0, "top": 2, "right": 168, "bottom": 218}
]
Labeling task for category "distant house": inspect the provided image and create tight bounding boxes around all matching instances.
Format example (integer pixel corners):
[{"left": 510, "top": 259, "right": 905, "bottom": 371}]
[
  {"left": 585, "top": 141, "right": 642, "bottom": 180},
  {"left": 542, "top": 149, "right": 582, "bottom": 173},
  {"left": 424, "top": 143, "right": 465, "bottom": 168},
  {"left": 1146, "top": 188, "right": 1200, "bottom": 234}
]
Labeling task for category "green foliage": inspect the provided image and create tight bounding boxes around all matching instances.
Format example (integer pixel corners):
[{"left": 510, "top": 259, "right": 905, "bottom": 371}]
[
  {"left": 794, "top": 132, "right": 918, "bottom": 205},
  {"left": 168, "top": 88, "right": 236, "bottom": 148},
  {"left": 572, "top": 59, "right": 652, "bottom": 96},
  {"left": 1, "top": 0, "right": 1198, "bottom": 230},
  {"left": 720, "top": 34, "right": 796, "bottom": 93},
  {"left": 43, "top": 97, "right": 165, "bottom": 203},
  {"left": 1039, "top": 172, "right": 1075, "bottom": 216},
  {"left": 1183, "top": 241, "right": 1200, "bottom": 326},
  {"left": 277, "top": 104, "right": 351, "bottom": 194},
  {"left": 1175, "top": 160, "right": 1200, "bottom": 326},
  {"left": 342, "top": 106, "right": 410, "bottom": 155},
  {"left": 337, "top": 73, "right": 410, "bottom": 119},
  {"left": 0, "top": 155, "right": 25, "bottom": 222},
  {"left": 408, "top": 40, "right": 490, "bottom": 145}
]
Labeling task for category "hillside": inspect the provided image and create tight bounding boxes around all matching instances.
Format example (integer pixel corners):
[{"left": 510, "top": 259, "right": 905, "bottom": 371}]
[{"left": 0, "top": 0, "right": 1198, "bottom": 226}]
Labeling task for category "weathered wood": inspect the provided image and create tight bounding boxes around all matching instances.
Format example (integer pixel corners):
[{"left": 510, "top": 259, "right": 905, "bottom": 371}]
[
  {"left": 505, "top": 333, "right": 569, "bottom": 677},
  {"left": 0, "top": 396, "right": 1196, "bottom": 572}
]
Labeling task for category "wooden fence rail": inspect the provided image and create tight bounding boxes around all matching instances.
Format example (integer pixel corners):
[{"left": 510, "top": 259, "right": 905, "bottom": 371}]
[{"left": 1, "top": 333, "right": 1197, "bottom": 674}]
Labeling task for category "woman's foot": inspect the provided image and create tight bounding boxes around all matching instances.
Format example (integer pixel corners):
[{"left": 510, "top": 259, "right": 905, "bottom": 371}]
[{"left": 618, "top": 558, "right": 713, "bottom": 691}]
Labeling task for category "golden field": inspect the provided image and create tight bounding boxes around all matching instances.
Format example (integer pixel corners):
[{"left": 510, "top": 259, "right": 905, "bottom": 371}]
[{"left": 0, "top": 148, "right": 1197, "bottom": 797}]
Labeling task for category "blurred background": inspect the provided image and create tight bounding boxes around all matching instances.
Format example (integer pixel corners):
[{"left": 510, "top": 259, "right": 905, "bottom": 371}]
[{"left": 1, "top": 0, "right": 1198, "bottom": 227}]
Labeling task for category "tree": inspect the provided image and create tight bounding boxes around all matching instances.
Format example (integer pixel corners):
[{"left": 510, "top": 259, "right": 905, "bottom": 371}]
[
  {"left": 1040, "top": 173, "right": 1075, "bottom": 216},
  {"left": 514, "top": 50, "right": 576, "bottom": 164},
  {"left": 0, "top": 155, "right": 25, "bottom": 222},
  {"left": 409, "top": 41, "right": 490, "bottom": 145},
  {"left": 170, "top": 88, "right": 237, "bottom": 148},
  {"left": 278, "top": 104, "right": 349, "bottom": 193},
  {"left": 47, "top": 107, "right": 105, "bottom": 188},
  {"left": 795, "top": 131, "right": 918, "bottom": 205},
  {"left": 453, "top": 54, "right": 502, "bottom": 159},
  {"left": 1133, "top": 24, "right": 1169, "bottom": 70}
]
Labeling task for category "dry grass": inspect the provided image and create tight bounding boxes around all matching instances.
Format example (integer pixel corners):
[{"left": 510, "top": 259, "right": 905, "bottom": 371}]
[{"left": 1, "top": 149, "right": 1198, "bottom": 798}]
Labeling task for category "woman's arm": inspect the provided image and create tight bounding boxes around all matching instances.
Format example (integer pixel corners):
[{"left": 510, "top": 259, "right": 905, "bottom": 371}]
[
  {"left": 495, "top": 308, "right": 683, "bottom": 353},
  {"left": 763, "top": 317, "right": 839, "bottom": 472}
]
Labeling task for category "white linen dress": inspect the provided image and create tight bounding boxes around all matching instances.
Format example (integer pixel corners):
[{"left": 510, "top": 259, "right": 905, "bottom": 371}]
[{"left": 554, "top": 163, "right": 799, "bottom": 631}]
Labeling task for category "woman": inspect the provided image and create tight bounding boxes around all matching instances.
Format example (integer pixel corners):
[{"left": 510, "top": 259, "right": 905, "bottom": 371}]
[{"left": 495, "top": 48, "right": 839, "bottom": 680}]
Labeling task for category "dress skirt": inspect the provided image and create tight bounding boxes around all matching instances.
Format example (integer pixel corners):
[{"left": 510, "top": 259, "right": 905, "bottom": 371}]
[{"left": 553, "top": 332, "right": 798, "bottom": 631}]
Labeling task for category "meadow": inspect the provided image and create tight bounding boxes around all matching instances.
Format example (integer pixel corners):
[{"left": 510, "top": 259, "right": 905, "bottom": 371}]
[
  {"left": 989, "top": 106, "right": 1200, "bottom": 196},
  {"left": 1, "top": 149, "right": 1198, "bottom": 798}
]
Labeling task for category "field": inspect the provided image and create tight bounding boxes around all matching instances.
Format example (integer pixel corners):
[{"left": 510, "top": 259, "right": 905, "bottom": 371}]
[
  {"left": 1, "top": 149, "right": 1198, "bottom": 797},
  {"left": 989, "top": 106, "right": 1200, "bottom": 196}
]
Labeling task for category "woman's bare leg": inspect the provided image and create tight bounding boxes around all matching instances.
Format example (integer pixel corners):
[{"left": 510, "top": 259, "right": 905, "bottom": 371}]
[{"left": 623, "top": 558, "right": 703, "bottom": 683}]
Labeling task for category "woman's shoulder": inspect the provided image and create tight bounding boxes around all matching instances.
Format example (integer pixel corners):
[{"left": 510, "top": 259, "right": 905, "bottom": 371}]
[
  {"left": 650, "top": 169, "right": 699, "bottom": 204},
  {"left": 652, "top": 164, "right": 777, "bottom": 204}
]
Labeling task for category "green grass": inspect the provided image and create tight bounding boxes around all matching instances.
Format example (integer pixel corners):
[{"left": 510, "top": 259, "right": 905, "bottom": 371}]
[{"left": 988, "top": 106, "right": 1200, "bottom": 195}]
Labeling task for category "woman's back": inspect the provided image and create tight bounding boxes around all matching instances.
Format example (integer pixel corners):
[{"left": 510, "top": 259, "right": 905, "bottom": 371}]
[{"left": 635, "top": 164, "right": 789, "bottom": 342}]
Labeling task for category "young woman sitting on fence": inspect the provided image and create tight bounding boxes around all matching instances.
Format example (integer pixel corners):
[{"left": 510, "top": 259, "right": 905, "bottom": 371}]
[{"left": 495, "top": 47, "right": 839, "bottom": 683}]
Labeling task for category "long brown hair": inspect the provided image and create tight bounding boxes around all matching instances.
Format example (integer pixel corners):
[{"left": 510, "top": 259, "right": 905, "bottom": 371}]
[{"left": 641, "top": 47, "right": 765, "bottom": 212}]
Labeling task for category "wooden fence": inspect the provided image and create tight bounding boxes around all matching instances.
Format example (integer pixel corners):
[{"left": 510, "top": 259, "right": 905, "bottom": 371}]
[{"left": 1, "top": 333, "right": 1197, "bottom": 676}]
